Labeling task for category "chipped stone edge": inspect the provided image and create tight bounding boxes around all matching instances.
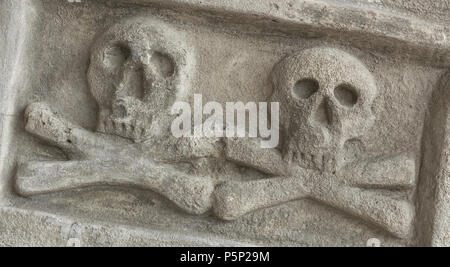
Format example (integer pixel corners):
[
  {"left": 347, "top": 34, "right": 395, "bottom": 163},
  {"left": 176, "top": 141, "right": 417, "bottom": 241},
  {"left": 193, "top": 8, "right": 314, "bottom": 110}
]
[
  {"left": 118, "top": 0, "right": 450, "bottom": 67},
  {"left": 0, "top": 0, "right": 36, "bottom": 202},
  {"left": 429, "top": 78, "right": 450, "bottom": 247},
  {"left": 432, "top": 113, "right": 450, "bottom": 247},
  {"left": 416, "top": 71, "right": 450, "bottom": 247}
]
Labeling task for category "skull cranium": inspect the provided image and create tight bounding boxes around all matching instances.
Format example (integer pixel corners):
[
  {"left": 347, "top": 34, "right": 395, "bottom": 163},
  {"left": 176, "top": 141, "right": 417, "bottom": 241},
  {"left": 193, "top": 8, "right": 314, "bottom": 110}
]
[
  {"left": 88, "top": 17, "right": 195, "bottom": 142},
  {"left": 271, "top": 47, "right": 378, "bottom": 172}
]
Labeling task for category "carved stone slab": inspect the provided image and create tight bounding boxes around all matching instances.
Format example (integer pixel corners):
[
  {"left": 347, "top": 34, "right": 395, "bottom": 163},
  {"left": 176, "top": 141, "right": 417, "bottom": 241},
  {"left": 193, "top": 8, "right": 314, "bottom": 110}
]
[{"left": 0, "top": 0, "right": 448, "bottom": 246}]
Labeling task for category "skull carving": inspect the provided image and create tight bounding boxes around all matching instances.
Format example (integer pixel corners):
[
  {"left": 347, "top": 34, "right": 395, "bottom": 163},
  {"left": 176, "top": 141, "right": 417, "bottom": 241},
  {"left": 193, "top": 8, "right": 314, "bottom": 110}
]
[
  {"left": 88, "top": 17, "right": 195, "bottom": 141},
  {"left": 271, "top": 47, "right": 377, "bottom": 172}
]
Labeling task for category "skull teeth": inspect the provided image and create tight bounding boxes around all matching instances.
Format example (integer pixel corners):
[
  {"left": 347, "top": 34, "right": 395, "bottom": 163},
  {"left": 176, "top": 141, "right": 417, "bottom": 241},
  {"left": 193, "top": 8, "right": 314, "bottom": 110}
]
[{"left": 98, "top": 118, "right": 147, "bottom": 142}]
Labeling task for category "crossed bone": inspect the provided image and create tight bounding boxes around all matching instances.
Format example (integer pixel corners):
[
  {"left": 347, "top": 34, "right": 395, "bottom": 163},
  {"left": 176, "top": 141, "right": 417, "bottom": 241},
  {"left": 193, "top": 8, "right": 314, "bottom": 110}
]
[
  {"left": 15, "top": 102, "right": 214, "bottom": 215},
  {"left": 213, "top": 138, "right": 416, "bottom": 239},
  {"left": 16, "top": 103, "right": 416, "bottom": 238}
]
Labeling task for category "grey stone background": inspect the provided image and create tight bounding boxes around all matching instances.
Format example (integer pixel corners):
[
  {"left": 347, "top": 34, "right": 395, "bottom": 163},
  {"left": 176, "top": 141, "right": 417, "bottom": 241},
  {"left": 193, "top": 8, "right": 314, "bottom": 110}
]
[{"left": 0, "top": 0, "right": 448, "bottom": 246}]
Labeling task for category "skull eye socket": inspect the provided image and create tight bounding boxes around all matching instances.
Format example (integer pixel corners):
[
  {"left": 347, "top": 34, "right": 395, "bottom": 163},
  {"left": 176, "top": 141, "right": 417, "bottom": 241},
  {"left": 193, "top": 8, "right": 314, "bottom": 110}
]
[
  {"left": 293, "top": 78, "right": 319, "bottom": 99},
  {"left": 150, "top": 52, "right": 175, "bottom": 78},
  {"left": 103, "top": 44, "right": 131, "bottom": 71},
  {"left": 334, "top": 84, "right": 358, "bottom": 107}
]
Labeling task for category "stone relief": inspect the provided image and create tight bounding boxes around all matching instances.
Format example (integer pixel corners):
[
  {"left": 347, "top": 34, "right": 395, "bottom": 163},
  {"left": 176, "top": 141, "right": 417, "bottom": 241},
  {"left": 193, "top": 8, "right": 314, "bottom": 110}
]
[
  {"left": 14, "top": 17, "right": 418, "bottom": 240},
  {"left": 1, "top": 0, "right": 448, "bottom": 247}
]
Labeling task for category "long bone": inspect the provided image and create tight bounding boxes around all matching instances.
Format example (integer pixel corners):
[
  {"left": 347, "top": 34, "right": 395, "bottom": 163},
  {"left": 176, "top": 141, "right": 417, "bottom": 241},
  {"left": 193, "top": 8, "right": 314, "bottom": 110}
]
[
  {"left": 224, "top": 138, "right": 416, "bottom": 188},
  {"left": 214, "top": 174, "right": 414, "bottom": 239},
  {"left": 16, "top": 103, "right": 214, "bottom": 215},
  {"left": 214, "top": 138, "right": 416, "bottom": 238}
]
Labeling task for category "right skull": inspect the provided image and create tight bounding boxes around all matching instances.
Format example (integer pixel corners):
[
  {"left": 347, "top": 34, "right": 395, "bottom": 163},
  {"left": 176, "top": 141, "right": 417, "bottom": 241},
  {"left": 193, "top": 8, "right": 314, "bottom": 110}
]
[{"left": 271, "top": 47, "right": 378, "bottom": 172}]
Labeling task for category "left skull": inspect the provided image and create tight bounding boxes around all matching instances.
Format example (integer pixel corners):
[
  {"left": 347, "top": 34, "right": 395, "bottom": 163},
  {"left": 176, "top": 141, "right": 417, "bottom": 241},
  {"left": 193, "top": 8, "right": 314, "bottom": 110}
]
[
  {"left": 15, "top": 18, "right": 215, "bottom": 215},
  {"left": 88, "top": 17, "right": 195, "bottom": 142}
]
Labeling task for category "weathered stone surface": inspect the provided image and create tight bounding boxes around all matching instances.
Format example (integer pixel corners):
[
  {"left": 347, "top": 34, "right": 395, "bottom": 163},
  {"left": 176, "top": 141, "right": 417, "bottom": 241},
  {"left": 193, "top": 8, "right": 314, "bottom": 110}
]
[{"left": 0, "top": 0, "right": 449, "bottom": 246}]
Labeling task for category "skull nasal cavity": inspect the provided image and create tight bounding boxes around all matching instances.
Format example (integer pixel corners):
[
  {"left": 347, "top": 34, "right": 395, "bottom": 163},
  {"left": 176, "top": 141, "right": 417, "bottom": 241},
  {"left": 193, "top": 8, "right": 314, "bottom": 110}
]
[
  {"left": 114, "top": 104, "right": 128, "bottom": 119},
  {"left": 334, "top": 84, "right": 358, "bottom": 107},
  {"left": 293, "top": 79, "right": 319, "bottom": 99},
  {"left": 121, "top": 65, "right": 144, "bottom": 100},
  {"left": 314, "top": 100, "right": 332, "bottom": 126}
]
